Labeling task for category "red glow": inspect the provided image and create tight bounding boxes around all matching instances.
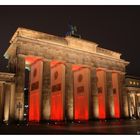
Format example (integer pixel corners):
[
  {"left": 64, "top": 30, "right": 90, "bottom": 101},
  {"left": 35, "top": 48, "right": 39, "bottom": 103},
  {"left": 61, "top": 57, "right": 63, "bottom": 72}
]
[
  {"left": 98, "top": 94, "right": 106, "bottom": 119},
  {"left": 74, "top": 96, "right": 89, "bottom": 120},
  {"left": 50, "top": 61, "right": 65, "bottom": 121},
  {"left": 96, "top": 69, "right": 106, "bottom": 119},
  {"left": 29, "top": 59, "right": 43, "bottom": 122},
  {"left": 72, "top": 65, "right": 82, "bottom": 71},
  {"left": 73, "top": 66, "right": 90, "bottom": 120},
  {"left": 29, "top": 92, "right": 40, "bottom": 122},
  {"left": 50, "top": 93, "right": 63, "bottom": 120},
  {"left": 112, "top": 72, "right": 120, "bottom": 118},
  {"left": 50, "top": 60, "right": 65, "bottom": 68},
  {"left": 25, "top": 56, "right": 42, "bottom": 65},
  {"left": 114, "top": 94, "right": 120, "bottom": 118}
]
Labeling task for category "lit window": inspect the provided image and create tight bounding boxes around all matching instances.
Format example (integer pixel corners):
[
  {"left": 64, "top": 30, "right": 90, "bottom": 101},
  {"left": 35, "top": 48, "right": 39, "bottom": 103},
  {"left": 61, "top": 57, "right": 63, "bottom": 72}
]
[
  {"left": 133, "top": 81, "right": 136, "bottom": 85},
  {"left": 137, "top": 82, "right": 139, "bottom": 86},
  {"left": 129, "top": 81, "right": 132, "bottom": 84}
]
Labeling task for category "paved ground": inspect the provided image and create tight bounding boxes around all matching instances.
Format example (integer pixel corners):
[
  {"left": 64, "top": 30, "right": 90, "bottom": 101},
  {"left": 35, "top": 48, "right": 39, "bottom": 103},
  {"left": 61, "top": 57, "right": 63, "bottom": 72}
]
[{"left": 0, "top": 119, "right": 140, "bottom": 135}]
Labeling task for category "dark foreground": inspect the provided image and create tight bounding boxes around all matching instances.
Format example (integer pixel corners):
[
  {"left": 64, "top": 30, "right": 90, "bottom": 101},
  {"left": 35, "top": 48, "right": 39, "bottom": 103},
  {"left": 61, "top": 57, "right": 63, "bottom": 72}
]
[{"left": 0, "top": 119, "right": 140, "bottom": 135}]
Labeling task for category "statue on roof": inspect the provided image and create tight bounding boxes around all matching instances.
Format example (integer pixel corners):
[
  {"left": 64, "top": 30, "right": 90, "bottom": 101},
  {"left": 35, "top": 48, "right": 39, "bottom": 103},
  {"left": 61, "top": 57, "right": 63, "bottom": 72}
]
[{"left": 65, "top": 22, "right": 81, "bottom": 38}]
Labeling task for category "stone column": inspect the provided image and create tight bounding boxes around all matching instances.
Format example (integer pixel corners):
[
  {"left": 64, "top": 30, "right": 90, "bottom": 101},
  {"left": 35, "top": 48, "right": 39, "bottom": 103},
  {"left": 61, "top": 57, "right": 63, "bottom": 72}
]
[
  {"left": 127, "top": 92, "right": 133, "bottom": 118},
  {"left": 119, "top": 73, "right": 129, "bottom": 118},
  {"left": 0, "top": 82, "right": 5, "bottom": 123},
  {"left": 3, "top": 83, "right": 11, "bottom": 122},
  {"left": 118, "top": 73, "right": 123, "bottom": 118},
  {"left": 65, "top": 63, "right": 73, "bottom": 120},
  {"left": 135, "top": 94, "right": 138, "bottom": 118},
  {"left": 136, "top": 94, "right": 140, "bottom": 118},
  {"left": 106, "top": 71, "right": 114, "bottom": 118},
  {"left": 41, "top": 60, "right": 51, "bottom": 121},
  {"left": 15, "top": 54, "right": 25, "bottom": 121},
  {"left": 104, "top": 69, "right": 108, "bottom": 119},
  {"left": 91, "top": 67, "right": 98, "bottom": 119},
  {"left": 88, "top": 67, "right": 92, "bottom": 120},
  {"left": 1, "top": 82, "right": 15, "bottom": 123},
  {"left": 9, "top": 83, "right": 16, "bottom": 122},
  {"left": 126, "top": 92, "right": 130, "bottom": 118},
  {"left": 134, "top": 93, "right": 137, "bottom": 118}
]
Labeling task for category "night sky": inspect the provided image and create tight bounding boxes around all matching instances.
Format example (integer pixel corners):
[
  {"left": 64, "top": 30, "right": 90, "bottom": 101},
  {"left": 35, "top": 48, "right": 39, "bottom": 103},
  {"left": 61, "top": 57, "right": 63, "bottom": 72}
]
[{"left": 0, "top": 6, "right": 140, "bottom": 76}]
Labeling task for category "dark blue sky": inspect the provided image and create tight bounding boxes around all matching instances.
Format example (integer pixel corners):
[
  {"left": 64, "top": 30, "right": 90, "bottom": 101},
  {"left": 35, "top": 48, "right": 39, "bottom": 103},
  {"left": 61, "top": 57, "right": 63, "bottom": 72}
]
[{"left": 0, "top": 6, "right": 139, "bottom": 76}]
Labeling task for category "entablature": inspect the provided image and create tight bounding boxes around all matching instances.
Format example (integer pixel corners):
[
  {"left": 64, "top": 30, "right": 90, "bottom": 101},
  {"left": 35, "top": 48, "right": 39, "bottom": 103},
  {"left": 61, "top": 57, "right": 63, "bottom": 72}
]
[
  {"left": 4, "top": 27, "right": 129, "bottom": 70},
  {"left": 0, "top": 72, "right": 15, "bottom": 82}
]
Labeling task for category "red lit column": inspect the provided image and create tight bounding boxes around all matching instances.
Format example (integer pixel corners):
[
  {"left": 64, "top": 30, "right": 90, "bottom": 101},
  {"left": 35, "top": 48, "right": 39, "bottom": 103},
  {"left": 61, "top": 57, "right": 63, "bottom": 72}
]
[
  {"left": 96, "top": 68, "right": 107, "bottom": 119},
  {"left": 112, "top": 72, "right": 121, "bottom": 118},
  {"left": 50, "top": 61, "right": 65, "bottom": 121},
  {"left": 73, "top": 65, "right": 91, "bottom": 121},
  {"left": 29, "top": 59, "right": 43, "bottom": 122}
]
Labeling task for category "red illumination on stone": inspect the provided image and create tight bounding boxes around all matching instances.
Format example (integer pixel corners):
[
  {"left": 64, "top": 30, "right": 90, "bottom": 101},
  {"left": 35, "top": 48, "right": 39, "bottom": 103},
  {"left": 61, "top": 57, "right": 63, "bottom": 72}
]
[
  {"left": 72, "top": 65, "right": 81, "bottom": 71},
  {"left": 96, "top": 69, "right": 106, "bottom": 119},
  {"left": 29, "top": 59, "right": 43, "bottom": 122},
  {"left": 50, "top": 61, "right": 65, "bottom": 121},
  {"left": 51, "top": 93, "right": 63, "bottom": 120},
  {"left": 25, "top": 56, "right": 42, "bottom": 65},
  {"left": 73, "top": 66, "right": 90, "bottom": 120},
  {"left": 112, "top": 72, "right": 120, "bottom": 118},
  {"left": 50, "top": 60, "right": 65, "bottom": 68},
  {"left": 29, "top": 92, "right": 40, "bottom": 122}
]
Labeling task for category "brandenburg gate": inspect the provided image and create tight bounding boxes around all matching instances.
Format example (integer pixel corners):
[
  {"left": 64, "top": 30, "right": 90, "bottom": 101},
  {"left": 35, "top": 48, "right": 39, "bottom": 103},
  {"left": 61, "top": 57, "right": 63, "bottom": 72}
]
[{"left": 3, "top": 27, "right": 129, "bottom": 122}]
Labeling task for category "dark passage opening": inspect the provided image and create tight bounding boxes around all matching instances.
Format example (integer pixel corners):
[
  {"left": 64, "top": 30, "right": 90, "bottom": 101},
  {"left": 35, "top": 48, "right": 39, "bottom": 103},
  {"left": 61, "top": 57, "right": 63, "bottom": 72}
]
[{"left": 24, "top": 68, "right": 30, "bottom": 122}]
